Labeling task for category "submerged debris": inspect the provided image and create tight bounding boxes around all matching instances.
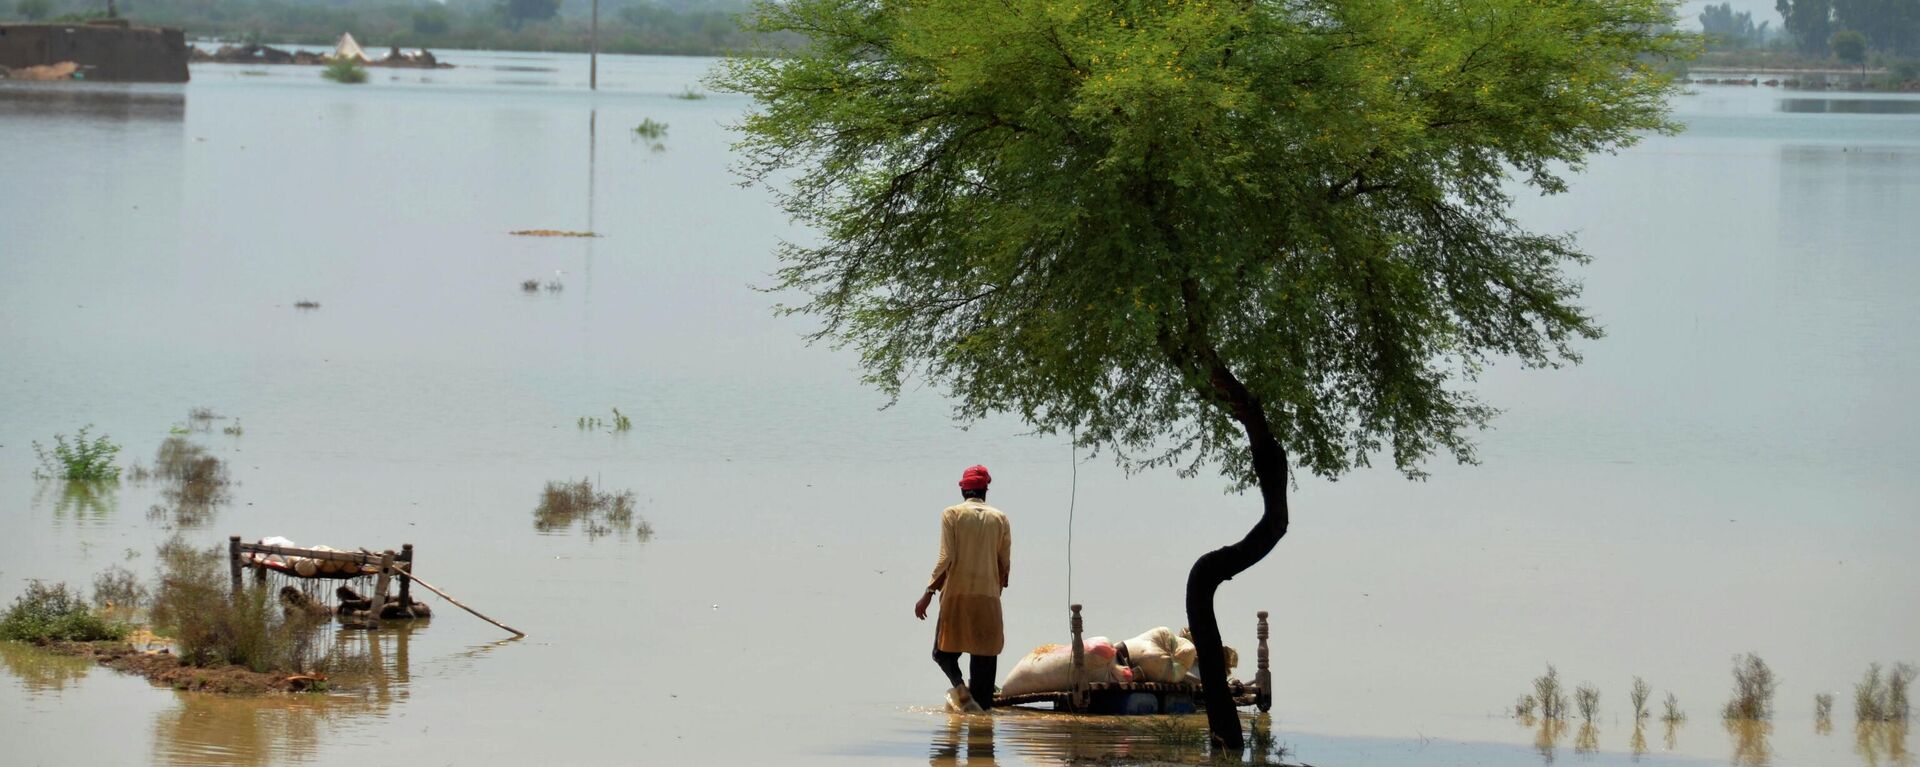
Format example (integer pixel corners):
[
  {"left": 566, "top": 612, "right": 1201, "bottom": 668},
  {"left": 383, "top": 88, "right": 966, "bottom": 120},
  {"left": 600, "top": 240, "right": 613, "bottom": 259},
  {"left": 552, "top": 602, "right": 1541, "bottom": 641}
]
[
  {"left": 533, "top": 478, "right": 652, "bottom": 540},
  {"left": 509, "top": 229, "right": 599, "bottom": 238}
]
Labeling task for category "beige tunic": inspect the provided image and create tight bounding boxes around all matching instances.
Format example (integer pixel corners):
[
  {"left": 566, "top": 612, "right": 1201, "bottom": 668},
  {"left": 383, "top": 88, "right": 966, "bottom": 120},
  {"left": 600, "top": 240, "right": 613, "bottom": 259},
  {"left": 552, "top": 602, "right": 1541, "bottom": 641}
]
[{"left": 927, "top": 498, "right": 1011, "bottom": 655}]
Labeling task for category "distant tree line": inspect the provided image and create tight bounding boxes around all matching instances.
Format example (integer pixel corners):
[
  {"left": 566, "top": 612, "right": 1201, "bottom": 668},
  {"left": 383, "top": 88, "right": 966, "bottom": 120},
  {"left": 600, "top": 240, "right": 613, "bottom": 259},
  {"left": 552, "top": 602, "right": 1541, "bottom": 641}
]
[
  {"left": 1777, "top": 0, "right": 1920, "bottom": 56},
  {"left": 1699, "top": 3, "right": 1773, "bottom": 49},
  {"left": 3, "top": 0, "right": 792, "bottom": 57}
]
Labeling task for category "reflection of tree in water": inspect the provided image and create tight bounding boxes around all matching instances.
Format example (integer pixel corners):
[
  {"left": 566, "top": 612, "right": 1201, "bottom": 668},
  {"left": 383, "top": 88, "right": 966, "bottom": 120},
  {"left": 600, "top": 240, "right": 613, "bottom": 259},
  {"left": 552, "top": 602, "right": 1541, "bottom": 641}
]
[
  {"left": 1725, "top": 719, "right": 1773, "bottom": 767},
  {"left": 1574, "top": 722, "right": 1599, "bottom": 755},
  {"left": 149, "top": 622, "right": 420, "bottom": 767},
  {"left": 1665, "top": 720, "right": 1681, "bottom": 752},
  {"left": 1630, "top": 722, "right": 1649, "bottom": 761},
  {"left": 1855, "top": 722, "right": 1912, "bottom": 767},
  {"left": 37, "top": 480, "right": 118, "bottom": 522},
  {"left": 1531, "top": 717, "right": 1566, "bottom": 764},
  {"left": 0, "top": 641, "right": 94, "bottom": 692}
]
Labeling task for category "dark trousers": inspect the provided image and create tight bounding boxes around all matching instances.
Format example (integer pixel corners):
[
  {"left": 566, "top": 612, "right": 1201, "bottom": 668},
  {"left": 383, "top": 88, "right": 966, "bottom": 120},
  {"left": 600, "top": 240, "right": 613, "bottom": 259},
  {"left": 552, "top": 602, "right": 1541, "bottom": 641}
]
[{"left": 933, "top": 646, "right": 998, "bottom": 710}]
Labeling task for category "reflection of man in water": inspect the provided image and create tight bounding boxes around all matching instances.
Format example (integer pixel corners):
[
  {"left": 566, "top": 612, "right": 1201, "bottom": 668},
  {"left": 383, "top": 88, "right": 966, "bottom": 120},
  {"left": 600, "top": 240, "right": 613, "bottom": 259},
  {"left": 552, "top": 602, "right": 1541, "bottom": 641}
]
[{"left": 915, "top": 465, "right": 1011, "bottom": 712}]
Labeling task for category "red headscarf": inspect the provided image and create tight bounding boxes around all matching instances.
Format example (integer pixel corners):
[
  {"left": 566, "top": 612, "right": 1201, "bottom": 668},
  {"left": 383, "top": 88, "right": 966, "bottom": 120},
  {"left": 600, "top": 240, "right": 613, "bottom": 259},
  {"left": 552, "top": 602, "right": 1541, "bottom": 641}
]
[{"left": 958, "top": 465, "right": 992, "bottom": 491}]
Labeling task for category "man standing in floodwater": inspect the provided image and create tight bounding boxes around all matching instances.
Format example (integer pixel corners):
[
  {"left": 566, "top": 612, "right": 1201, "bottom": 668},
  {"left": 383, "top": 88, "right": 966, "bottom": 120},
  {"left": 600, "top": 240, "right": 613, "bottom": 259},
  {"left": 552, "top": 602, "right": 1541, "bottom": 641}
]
[{"left": 915, "top": 464, "right": 1011, "bottom": 712}]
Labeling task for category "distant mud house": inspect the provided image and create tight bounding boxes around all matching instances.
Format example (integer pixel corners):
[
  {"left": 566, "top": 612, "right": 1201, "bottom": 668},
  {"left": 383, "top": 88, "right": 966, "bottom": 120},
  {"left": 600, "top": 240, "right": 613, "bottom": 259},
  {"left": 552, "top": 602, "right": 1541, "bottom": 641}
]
[{"left": 0, "top": 20, "right": 189, "bottom": 83}]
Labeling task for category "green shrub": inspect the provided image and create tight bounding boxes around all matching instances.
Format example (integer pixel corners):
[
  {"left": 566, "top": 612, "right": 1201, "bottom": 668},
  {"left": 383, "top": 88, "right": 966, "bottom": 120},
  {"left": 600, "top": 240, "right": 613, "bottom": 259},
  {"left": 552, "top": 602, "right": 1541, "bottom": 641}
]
[
  {"left": 91, "top": 565, "right": 148, "bottom": 610},
  {"left": 149, "top": 537, "right": 323, "bottom": 673},
  {"left": 31, "top": 425, "right": 121, "bottom": 481},
  {"left": 632, "top": 118, "right": 668, "bottom": 139},
  {"left": 1856, "top": 662, "right": 1916, "bottom": 723},
  {"left": 0, "top": 581, "right": 128, "bottom": 643},
  {"left": 322, "top": 57, "right": 368, "bottom": 84}
]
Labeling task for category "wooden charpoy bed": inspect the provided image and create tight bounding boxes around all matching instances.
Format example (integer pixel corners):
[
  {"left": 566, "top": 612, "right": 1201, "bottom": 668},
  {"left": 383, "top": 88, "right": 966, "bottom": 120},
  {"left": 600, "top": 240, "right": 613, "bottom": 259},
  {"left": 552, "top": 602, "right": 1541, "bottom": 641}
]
[{"left": 992, "top": 604, "right": 1273, "bottom": 714}]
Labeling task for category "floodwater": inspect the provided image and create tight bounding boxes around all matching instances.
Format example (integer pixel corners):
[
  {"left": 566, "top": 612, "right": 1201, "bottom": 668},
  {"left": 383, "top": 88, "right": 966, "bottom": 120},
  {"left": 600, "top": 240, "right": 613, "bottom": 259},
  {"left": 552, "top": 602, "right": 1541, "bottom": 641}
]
[{"left": 2, "top": 53, "right": 1917, "bottom": 766}]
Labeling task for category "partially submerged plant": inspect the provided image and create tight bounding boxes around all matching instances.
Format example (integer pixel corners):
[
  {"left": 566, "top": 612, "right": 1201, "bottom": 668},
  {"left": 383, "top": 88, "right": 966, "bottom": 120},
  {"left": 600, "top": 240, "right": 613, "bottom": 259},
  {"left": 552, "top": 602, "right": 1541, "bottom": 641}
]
[
  {"left": 1631, "top": 676, "right": 1652, "bottom": 720},
  {"left": 31, "top": 425, "right": 122, "bottom": 481},
  {"left": 1535, "top": 665, "right": 1570, "bottom": 721},
  {"left": 1815, "top": 692, "right": 1835, "bottom": 723},
  {"left": 1724, "top": 653, "right": 1777, "bottom": 721},
  {"left": 1663, "top": 692, "right": 1687, "bottom": 724},
  {"left": 321, "top": 56, "right": 367, "bottom": 84},
  {"left": 1856, "top": 662, "right": 1916, "bottom": 723},
  {"left": 1576, "top": 683, "right": 1601, "bottom": 722},
  {"left": 221, "top": 420, "right": 244, "bottom": 437},
  {"left": 91, "top": 565, "right": 147, "bottom": 610},
  {"left": 293, "top": 300, "right": 321, "bottom": 310},
  {"left": 1515, "top": 694, "right": 1539, "bottom": 719},
  {"left": 521, "top": 279, "right": 541, "bottom": 292},
  {"left": 631, "top": 117, "right": 668, "bottom": 139},
  {"left": 147, "top": 437, "right": 232, "bottom": 527},
  {"left": 672, "top": 86, "right": 707, "bottom": 100},
  {"left": 150, "top": 536, "right": 327, "bottom": 673},
  {"left": 0, "top": 581, "right": 128, "bottom": 643},
  {"left": 533, "top": 478, "right": 651, "bottom": 539}
]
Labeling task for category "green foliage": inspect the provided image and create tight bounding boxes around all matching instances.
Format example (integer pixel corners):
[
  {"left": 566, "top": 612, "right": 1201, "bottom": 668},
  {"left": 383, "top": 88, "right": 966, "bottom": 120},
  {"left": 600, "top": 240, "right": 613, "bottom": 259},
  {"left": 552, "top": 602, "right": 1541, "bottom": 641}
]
[
  {"left": 14, "top": 0, "right": 50, "bottom": 20},
  {"left": 673, "top": 86, "right": 708, "bottom": 100},
  {"left": 534, "top": 478, "right": 650, "bottom": 539},
  {"left": 632, "top": 118, "right": 669, "bottom": 139},
  {"left": 499, "top": 0, "right": 559, "bottom": 29},
  {"left": 0, "top": 581, "right": 129, "bottom": 643},
  {"left": 32, "top": 425, "right": 122, "bottom": 481},
  {"left": 1723, "top": 653, "right": 1777, "bottom": 721},
  {"left": 322, "top": 57, "right": 368, "bottom": 84},
  {"left": 412, "top": 5, "right": 451, "bottom": 36},
  {"left": 717, "top": 0, "right": 1686, "bottom": 489},
  {"left": 1515, "top": 694, "right": 1539, "bottom": 719},
  {"left": 91, "top": 565, "right": 148, "bottom": 610},
  {"left": 1831, "top": 29, "right": 1868, "bottom": 68},
  {"left": 1778, "top": 0, "right": 1836, "bottom": 56},
  {"left": 149, "top": 537, "right": 323, "bottom": 673},
  {"left": 1701, "top": 2, "right": 1771, "bottom": 50}
]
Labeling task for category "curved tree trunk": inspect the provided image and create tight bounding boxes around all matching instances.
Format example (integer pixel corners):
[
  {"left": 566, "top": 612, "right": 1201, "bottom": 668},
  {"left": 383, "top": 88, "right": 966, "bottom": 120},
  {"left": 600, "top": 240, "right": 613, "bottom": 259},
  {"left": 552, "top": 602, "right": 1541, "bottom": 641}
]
[{"left": 1187, "top": 358, "right": 1291, "bottom": 750}]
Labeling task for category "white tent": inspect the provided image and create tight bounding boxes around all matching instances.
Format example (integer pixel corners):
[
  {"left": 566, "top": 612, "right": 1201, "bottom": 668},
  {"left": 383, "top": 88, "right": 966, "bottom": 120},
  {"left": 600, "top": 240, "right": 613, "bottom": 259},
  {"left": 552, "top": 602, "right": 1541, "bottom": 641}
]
[{"left": 333, "top": 32, "right": 370, "bottom": 63}]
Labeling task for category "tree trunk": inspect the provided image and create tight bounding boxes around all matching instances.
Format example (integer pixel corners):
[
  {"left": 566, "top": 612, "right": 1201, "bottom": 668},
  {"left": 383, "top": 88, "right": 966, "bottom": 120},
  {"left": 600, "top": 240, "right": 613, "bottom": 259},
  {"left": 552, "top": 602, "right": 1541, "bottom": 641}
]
[{"left": 1187, "top": 357, "right": 1291, "bottom": 751}]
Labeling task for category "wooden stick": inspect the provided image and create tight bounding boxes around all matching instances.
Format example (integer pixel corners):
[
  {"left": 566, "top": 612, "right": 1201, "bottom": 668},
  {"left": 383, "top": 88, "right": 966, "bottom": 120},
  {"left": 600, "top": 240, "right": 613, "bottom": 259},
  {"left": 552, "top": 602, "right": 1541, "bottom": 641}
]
[
  {"left": 401, "top": 571, "right": 526, "bottom": 638},
  {"left": 368, "top": 550, "right": 396, "bottom": 629}
]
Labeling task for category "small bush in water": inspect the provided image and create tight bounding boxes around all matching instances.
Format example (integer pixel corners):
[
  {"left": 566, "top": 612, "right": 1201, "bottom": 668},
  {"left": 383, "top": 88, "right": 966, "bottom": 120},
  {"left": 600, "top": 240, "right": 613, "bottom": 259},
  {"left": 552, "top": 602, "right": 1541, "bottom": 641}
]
[
  {"left": 1723, "top": 653, "right": 1777, "bottom": 721},
  {"left": 0, "top": 581, "right": 129, "bottom": 642},
  {"left": 1576, "top": 683, "right": 1601, "bottom": 722},
  {"left": 1856, "top": 662, "right": 1916, "bottom": 723},
  {"left": 1631, "top": 677, "right": 1652, "bottom": 720},
  {"left": 632, "top": 118, "right": 668, "bottom": 139},
  {"left": 1662, "top": 692, "right": 1686, "bottom": 724},
  {"left": 32, "top": 425, "right": 121, "bottom": 481},
  {"left": 1534, "top": 665, "right": 1569, "bottom": 721},
  {"left": 322, "top": 57, "right": 368, "bottom": 84},
  {"left": 149, "top": 536, "right": 326, "bottom": 673}
]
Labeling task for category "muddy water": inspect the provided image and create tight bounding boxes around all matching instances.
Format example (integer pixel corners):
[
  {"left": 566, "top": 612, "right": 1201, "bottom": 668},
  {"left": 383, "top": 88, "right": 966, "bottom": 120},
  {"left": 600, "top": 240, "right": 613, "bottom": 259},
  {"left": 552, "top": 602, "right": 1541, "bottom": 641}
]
[{"left": 2, "top": 55, "right": 1917, "bottom": 766}]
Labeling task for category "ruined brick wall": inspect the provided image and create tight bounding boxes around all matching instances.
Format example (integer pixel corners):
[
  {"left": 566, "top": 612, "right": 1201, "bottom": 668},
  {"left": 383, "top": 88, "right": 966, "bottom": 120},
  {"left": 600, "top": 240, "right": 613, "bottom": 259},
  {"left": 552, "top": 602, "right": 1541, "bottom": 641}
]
[{"left": 0, "top": 23, "right": 190, "bottom": 83}]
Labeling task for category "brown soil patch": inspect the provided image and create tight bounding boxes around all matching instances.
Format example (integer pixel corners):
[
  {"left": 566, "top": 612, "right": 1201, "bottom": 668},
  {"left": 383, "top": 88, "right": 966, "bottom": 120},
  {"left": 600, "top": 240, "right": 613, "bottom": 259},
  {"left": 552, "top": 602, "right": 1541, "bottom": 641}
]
[
  {"left": 42, "top": 641, "right": 319, "bottom": 695},
  {"left": 509, "top": 229, "right": 600, "bottom": 238}
]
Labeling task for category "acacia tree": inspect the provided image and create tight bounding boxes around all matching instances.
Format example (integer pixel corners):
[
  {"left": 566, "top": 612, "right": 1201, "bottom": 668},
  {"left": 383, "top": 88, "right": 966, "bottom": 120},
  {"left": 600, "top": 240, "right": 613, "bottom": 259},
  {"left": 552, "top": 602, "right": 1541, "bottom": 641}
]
[{"left": 719, "top": 0, "right": 1683, "bottom": 748}]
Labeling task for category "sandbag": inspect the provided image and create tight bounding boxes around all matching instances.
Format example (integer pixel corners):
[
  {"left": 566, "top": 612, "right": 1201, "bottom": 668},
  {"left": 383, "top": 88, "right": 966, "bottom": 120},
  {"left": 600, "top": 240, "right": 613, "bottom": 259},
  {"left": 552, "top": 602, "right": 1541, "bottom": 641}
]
[
  {"left": 1120, "top": 627, "right": 1199, "bottom": 683},
  {"left": 1001, "top": 637, "right": 1128, "bottom": 696}
]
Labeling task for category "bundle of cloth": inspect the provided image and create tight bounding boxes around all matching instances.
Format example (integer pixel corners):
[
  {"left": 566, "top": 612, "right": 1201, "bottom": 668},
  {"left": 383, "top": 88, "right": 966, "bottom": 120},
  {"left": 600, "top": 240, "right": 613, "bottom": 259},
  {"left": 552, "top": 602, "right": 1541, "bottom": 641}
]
[{"left": 1001, "top": 626, "right": 1238, "bottom": 695}]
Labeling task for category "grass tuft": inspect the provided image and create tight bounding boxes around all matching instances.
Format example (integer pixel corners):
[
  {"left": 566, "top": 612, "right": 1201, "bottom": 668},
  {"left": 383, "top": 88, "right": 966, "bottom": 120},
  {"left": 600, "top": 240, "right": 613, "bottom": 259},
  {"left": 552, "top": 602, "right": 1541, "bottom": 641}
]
[{"left": 672, "top": 86, "right": 707, "bottom": 100}]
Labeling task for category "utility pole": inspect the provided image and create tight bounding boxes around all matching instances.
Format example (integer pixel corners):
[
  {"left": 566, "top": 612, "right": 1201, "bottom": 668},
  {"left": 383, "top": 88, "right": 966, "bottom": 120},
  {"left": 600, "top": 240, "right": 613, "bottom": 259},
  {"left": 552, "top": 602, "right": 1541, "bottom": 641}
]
[{"left": 589, "top": 0, "right": 599, "bottom": 90}]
